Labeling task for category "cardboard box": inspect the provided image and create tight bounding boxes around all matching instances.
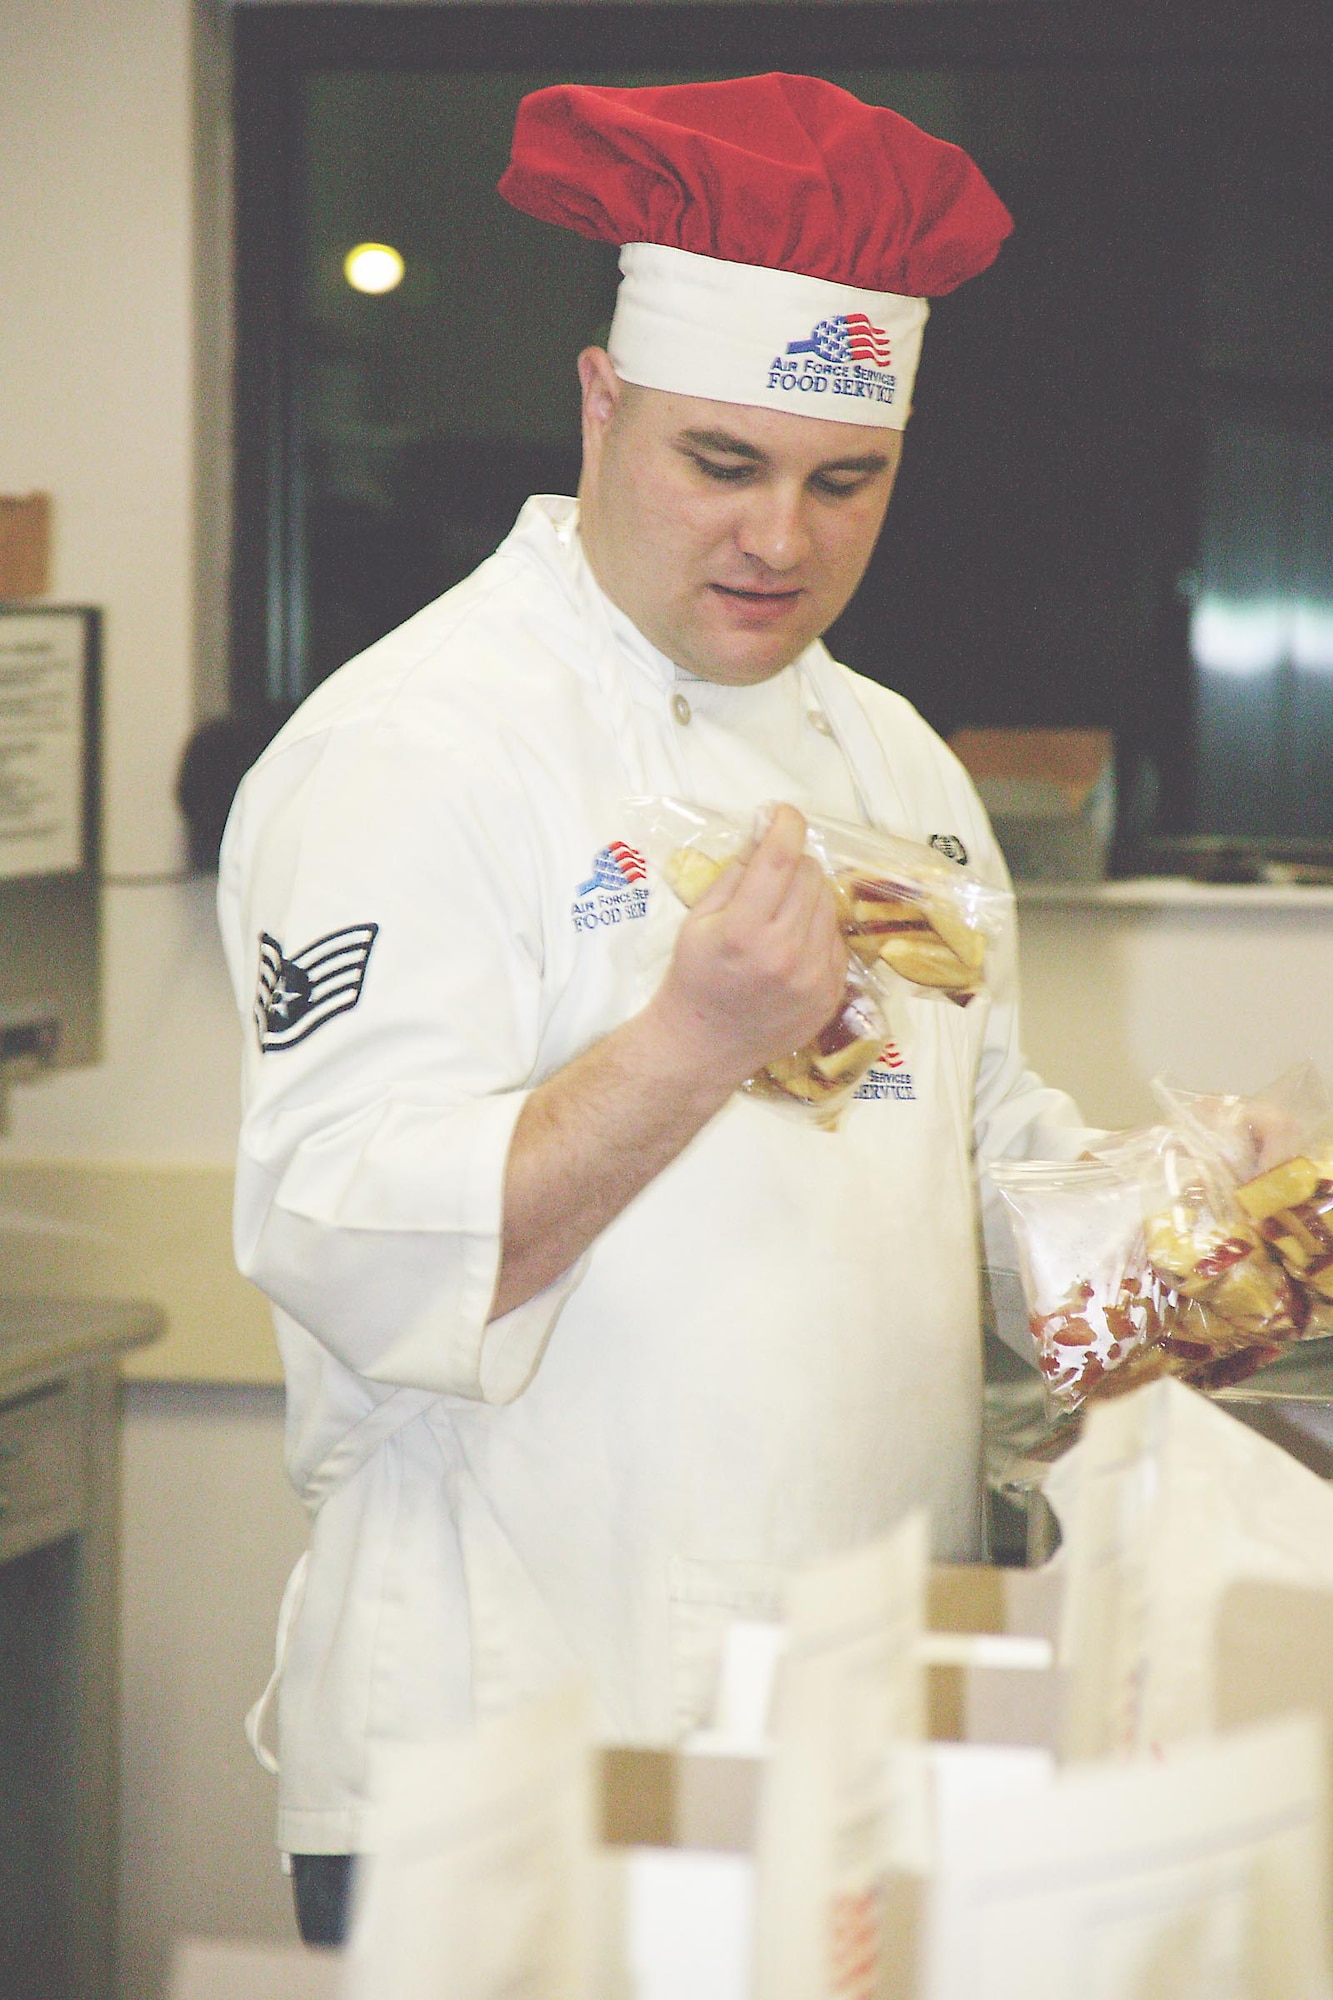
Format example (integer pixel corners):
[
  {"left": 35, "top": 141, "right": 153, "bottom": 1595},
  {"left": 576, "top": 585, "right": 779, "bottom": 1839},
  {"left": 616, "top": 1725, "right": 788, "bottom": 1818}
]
[
  {"left": 599, "top": 1568, "right": 1333, "bottom": 2000},
  {"left": 949, "top": 727, "right": 1115, "bottom": 882},
  {"left": 599, "top": 1563, "right": 1065, "bottom": 1854},
  {"left": 925, "top": 1563, "right": 1063, "bottom": 1750},
  {"left": 0, "top": 493, "right": 51, "bottom": 598}
]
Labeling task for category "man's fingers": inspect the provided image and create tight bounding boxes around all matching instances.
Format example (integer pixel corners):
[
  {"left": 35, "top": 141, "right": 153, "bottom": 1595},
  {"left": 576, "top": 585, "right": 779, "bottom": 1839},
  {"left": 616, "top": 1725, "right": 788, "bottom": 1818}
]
[
  {"left": 723, "top": 806, "right": 809, "bottom": 925},
  {"left": 690, "top": 857, "right": 744, "bottom": 915}
]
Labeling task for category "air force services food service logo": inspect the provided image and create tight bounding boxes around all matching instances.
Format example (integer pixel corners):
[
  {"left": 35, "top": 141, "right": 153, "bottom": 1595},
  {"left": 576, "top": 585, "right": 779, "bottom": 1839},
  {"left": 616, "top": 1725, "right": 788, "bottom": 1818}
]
[
  {"left": 769, "top": 314, "right": 898, "bottom": 408},
  {"left": 255, "top": 923, "right": 379, "bottom": 1051},
  {"left": 855, "top": 1040, "right": 917, "bottom": 1103},
  {"left": 572, "top": 841, "right": 649, "bottom": 932}
]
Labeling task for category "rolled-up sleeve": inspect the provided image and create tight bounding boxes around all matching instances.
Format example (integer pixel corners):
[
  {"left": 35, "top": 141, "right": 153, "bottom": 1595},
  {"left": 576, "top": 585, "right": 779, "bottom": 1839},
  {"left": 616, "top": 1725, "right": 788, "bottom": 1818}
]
[{"left": 219, "top": 705, "right": 578, "bottom": 1402}]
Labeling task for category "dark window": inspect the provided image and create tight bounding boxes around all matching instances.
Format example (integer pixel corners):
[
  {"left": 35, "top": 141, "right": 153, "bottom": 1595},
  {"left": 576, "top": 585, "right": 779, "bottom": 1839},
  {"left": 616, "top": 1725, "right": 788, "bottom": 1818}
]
[{"left": 233, "top": 3, "right": 1333, "bottom": 870}]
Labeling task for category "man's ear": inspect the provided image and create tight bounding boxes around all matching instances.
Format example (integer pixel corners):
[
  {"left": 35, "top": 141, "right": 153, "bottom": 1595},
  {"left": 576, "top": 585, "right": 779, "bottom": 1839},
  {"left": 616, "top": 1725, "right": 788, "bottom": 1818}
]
[{"left": 577, "top": 347, "right": 622, "bottom": 484}]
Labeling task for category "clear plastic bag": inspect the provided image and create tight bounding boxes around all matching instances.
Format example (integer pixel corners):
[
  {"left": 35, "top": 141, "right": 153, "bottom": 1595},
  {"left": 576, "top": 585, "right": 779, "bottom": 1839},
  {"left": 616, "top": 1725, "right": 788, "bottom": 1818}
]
[
  {"left": 990, "top": 1156, "right": 1282, "bottom": 1412},
  {"left": 991, "top": 1159, "right": 1177, "bottom": 1410},
  {"left": 1096, "top": 1124, "right": 1309, "bottom": 1347},
  {"left": 1152, "top": 1062, "right": 1331, "bottom": 1185},
  {"left": 626, "top": 798, "right": 889, "bottom": 1123},
  {"left": 623, "top": 795, "right": 1010, "bottom": 1125},
  {"left": 1152, "top": 1067, "right": 1333, "bottom": 1333},
  {"left": 626, "top": 796, "right": 1011, "bottom": 1008},
  {"left": 738, "top": 952, "right": 890, "bottom": 1121}
]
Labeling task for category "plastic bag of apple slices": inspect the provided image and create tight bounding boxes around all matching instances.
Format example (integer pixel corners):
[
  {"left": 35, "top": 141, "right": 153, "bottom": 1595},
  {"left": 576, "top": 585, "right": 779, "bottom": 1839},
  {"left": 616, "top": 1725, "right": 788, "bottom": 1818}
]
[
  {"left": 990, "top": 1157, "right": 1279, "bottom": 1413},
  {"left": 740, "top": 952, "right": 892, "bottom": 1124},
  {"left": 1151, "top": 1066, "right": 1333, "bottom": 1332},
  {"left": 1151, "top": 1062, "right": 1332, "bottom": 1188},
  {"left": 622, "top": 796, "right": 904, "bottom": 1124},
  {"left": 1095, "top": 1124, "right": 1308, "bottom": 1361},
  {"left": 990, "top": 1159, "right": 1179, "bottom": 1410},
  {"left": 625, "top": 795, "right": 1011, "bottom": 1008}
]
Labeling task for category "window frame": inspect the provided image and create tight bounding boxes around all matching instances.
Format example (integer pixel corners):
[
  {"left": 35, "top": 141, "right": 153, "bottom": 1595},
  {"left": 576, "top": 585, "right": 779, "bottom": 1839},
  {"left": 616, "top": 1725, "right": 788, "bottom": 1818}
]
[{"left": 231, "top": 0, "right": 1333, "bottom": 723}]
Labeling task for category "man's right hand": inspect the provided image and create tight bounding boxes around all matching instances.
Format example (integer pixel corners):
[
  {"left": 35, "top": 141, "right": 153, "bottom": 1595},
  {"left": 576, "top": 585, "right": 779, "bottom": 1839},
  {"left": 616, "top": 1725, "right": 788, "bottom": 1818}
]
[
  {"left": 492, "top": 806, "right": 849, "bottom": 1321},
  {"left": 646, "top": 804, "right": 850, "bottom": 1091}
]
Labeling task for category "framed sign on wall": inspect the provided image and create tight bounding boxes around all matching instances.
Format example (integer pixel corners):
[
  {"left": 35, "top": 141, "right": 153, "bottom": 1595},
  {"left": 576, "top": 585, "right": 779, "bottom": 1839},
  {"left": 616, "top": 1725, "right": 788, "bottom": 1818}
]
[
  {"left": 0, "top": 604, "right": 101, "bottom": 1071},
  {"left": 0, "top": 605, "right": 99, "bottom": 884}
]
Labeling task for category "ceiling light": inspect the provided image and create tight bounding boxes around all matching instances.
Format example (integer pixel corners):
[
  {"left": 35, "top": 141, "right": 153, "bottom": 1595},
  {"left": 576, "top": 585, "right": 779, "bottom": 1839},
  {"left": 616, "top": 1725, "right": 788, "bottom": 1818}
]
[{"left": 343, "top": 243, "right": 405, "bottom": 295}]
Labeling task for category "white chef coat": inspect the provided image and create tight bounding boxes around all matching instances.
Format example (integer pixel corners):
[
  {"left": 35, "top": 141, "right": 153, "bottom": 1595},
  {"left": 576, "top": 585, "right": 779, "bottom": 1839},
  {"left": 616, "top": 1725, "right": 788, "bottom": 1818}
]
[{"left": 219, "top": 495, "right": 1089, "bottom": 1856}]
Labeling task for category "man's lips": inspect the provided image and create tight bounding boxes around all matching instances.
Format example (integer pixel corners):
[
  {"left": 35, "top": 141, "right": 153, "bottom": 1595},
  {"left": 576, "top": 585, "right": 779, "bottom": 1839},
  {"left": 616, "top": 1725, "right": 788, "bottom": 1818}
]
[{"left": 709, "top": 582, "right": 803, "bottom": 621}]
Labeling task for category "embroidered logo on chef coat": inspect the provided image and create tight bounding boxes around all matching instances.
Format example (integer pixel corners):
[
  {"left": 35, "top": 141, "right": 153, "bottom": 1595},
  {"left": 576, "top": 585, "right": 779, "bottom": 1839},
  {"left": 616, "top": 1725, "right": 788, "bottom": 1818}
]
[
  {"left": 854, "top": 1040, "right": 917, "bottom": 1102},
  {"left": 571, "top": 842, "right": 649, "bottom": 932},
  {"left": 254, "top": 924, "right": 379, "bottom": 1051},
  {"left": 929, "top": 833, "right": 969, "bottom": 867}
]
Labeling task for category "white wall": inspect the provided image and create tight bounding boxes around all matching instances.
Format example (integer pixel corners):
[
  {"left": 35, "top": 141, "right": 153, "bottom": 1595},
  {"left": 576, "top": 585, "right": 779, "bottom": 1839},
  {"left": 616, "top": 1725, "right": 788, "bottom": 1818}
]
[
  {"left": 1017, "top": 893, "right": 1333, "bottom": 1130},
  {"left": 2, "top": 1, "right": 198, "bottom": 878}
]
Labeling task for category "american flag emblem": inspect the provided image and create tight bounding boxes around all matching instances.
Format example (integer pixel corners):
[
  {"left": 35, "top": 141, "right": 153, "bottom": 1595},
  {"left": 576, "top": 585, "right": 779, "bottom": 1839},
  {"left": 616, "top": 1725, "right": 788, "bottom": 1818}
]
[
  {"left": 575, "top": 841, "right": 648, "bottom": 898},
  {"left": 255, "top": 923, "right": 379, "bottom": 1052},
  {"left": 786, "top": 314, "right": 892, "bottom": 367},
  {"left": 880, "top": 1042, "right": 906, "bottom": 1071}
]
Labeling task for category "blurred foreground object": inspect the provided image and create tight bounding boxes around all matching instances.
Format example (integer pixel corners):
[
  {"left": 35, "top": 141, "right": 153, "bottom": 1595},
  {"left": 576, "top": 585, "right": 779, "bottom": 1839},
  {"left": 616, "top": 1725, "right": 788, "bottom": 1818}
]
[{"left": 168, "top": 1938, "right": 338, "bottom": 1998}]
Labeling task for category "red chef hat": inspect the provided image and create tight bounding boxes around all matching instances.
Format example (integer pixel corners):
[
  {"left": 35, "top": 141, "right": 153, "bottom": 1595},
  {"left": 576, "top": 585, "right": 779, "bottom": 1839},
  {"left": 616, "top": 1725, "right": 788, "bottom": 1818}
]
[{"left": 499, "top": 73, "right": 1012, "bottom": 429}]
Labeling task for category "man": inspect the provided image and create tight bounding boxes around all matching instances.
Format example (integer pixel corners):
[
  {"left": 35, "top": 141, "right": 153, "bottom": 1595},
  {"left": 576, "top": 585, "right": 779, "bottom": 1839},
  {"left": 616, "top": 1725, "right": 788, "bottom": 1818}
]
[{"left": 219, "top": 74, "right": 1091, "bottom": 1941}]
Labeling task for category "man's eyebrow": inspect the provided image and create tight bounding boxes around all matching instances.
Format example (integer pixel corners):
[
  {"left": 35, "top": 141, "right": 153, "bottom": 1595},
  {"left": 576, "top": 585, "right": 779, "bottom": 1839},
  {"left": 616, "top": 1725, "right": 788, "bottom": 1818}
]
[
  {"left": 676, "top": 427, "right": 768, "bottom": 462},
  {"left": 675, "top": 428, "right": 891, "bottom": 478},
  {"left": 815, "top": 451, "right": 892, "bottom": 475}
]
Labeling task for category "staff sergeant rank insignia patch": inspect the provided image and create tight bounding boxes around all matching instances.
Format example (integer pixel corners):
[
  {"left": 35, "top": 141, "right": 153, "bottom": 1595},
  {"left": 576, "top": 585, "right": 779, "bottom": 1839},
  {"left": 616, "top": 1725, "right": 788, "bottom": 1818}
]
[{"left": 255, "top": 923, "right": 379, "bottom": 1051}]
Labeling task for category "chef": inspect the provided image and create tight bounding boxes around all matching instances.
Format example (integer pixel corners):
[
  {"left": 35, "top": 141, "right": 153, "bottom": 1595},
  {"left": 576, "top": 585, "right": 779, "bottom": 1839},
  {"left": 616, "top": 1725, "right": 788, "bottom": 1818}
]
[{"left": 219, "top": 73, "right": 1093, "bottom": 1943}]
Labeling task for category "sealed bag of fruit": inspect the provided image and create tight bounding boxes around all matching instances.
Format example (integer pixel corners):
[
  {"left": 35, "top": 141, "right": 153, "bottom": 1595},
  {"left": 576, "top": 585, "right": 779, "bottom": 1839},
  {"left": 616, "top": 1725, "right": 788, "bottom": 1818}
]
[
  {"left": 1152, "top": 1066, "right": 1333, "bottom": 1335},
  {"left": 991, "top": 1135, "right": 1303, "bottom": 1412},
  {"left": 989, "top": 1158, "right": 1178, "bottom": 1410},
  {"left": 625, "top": 795, "right": 1013, "bottom": 1125},
  {"left": 1096, "top": 1123, "right": 1306, "bottom": 1384}
]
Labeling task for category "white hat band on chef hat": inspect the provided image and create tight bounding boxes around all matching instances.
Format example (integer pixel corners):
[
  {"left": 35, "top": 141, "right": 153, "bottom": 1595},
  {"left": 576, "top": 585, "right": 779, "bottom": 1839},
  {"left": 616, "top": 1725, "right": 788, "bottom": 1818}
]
[{"left": 607, "top": 243, "right": 930, "bottom": 431}]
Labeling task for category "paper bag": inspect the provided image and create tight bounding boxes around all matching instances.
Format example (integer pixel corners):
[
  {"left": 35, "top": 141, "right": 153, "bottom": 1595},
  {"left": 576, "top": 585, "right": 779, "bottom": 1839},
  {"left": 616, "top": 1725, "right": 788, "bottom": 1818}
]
[
  {"left": 751, "top": 1513, "right": 928, "bottom": 2000},
  {"left": 920, "top": 1712, "right": 1332, "bottom": 2000},
  {"left": 1047, "top": 1376, "right": 1333, "bottom": 1760},
  {"left": 342, "top": 1683, "right": 595, "bottom": 2000}
]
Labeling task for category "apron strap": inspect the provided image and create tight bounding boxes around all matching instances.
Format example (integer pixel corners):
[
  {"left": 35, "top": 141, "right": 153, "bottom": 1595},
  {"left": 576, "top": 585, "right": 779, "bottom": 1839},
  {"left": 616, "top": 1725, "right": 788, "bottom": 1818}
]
[
  {"left": 247, "top": 1385, "right": 440, "bottom": 1775},
  {"left": 245, "top": 1549, "right": 310, "bottom": 1776},
  {"left": 799, "top": 647, "right": 911, "bottom": 834},
  {"left": 298, "top": 1384, "right": 439, "bottom": 1511}
]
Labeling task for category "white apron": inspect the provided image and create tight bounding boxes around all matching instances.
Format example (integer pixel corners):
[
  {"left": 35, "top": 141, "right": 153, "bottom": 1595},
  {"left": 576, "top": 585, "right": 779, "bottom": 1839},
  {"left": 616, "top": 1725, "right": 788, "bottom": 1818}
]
[{"left": 219, "top": 496, "right": 1089, "bottom": 1854}]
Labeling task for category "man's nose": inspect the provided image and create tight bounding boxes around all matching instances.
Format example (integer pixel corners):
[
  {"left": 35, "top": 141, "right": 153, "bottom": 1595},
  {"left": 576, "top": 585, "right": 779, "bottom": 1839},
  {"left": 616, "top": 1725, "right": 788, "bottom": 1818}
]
[{"left": 735, "top": 484, "right": 812, "bottom": 573}]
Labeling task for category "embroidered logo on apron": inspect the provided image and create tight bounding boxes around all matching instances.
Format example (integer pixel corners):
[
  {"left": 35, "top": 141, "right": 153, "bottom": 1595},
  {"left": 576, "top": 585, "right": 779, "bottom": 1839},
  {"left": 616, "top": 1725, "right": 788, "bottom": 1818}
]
[{"left": 854, "top": 1041, "right": 917, "bottom": 1102}]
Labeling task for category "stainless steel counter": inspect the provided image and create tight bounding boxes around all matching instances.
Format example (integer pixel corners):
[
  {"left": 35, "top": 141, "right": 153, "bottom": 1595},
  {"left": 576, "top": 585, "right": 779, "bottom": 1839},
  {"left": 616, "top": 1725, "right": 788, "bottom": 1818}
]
[{"left": 0, "top": 1292, "right": 162, "bottom": 1392}]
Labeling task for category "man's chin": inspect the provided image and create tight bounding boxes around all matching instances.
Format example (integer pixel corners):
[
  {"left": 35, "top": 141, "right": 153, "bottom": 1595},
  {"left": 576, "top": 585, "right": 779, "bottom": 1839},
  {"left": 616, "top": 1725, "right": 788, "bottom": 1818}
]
[{"left": 687, "top": 607, "right": 817, "bottom": 685}]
